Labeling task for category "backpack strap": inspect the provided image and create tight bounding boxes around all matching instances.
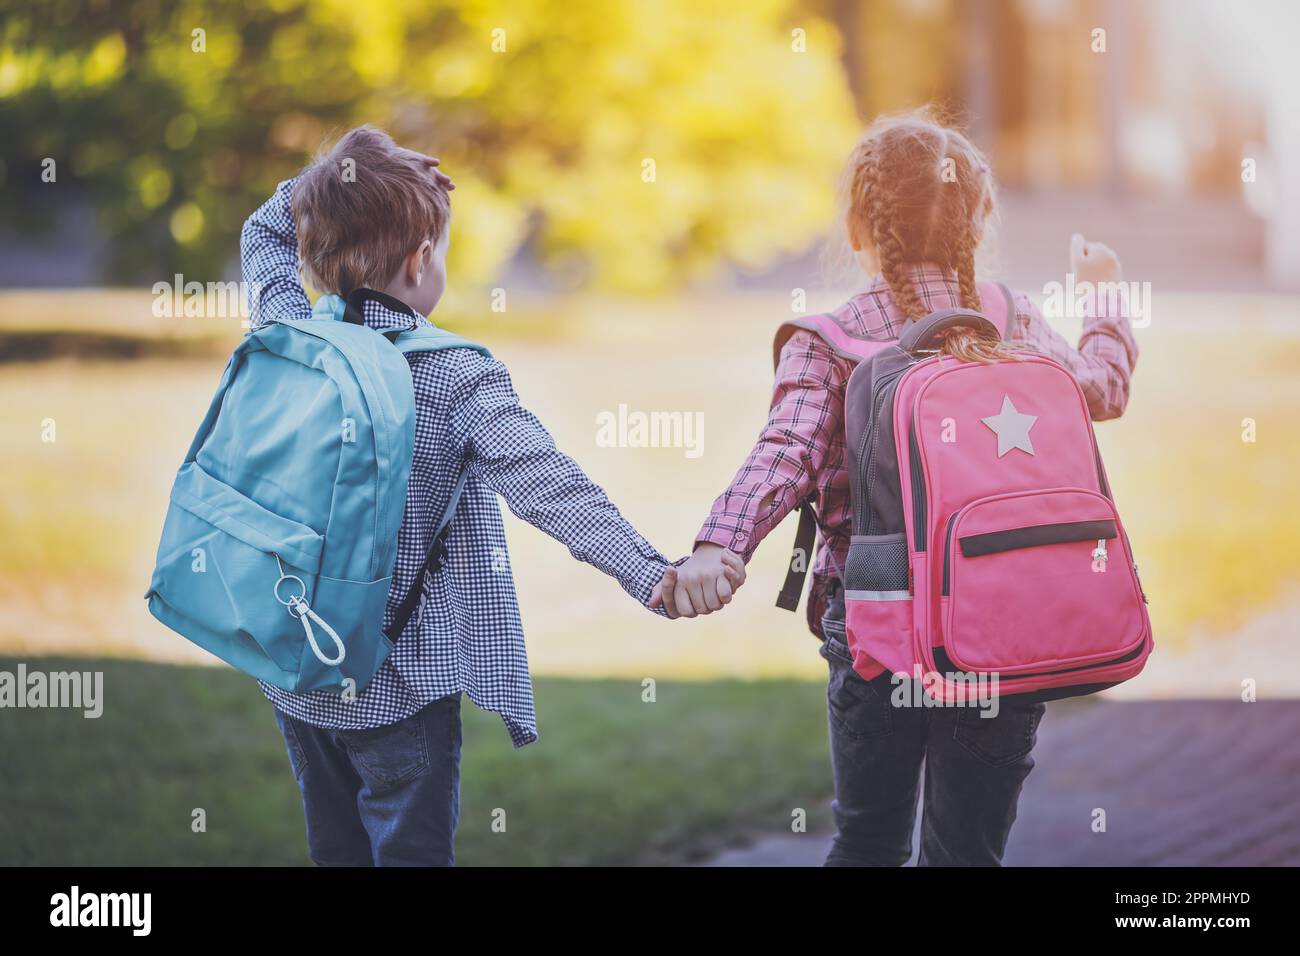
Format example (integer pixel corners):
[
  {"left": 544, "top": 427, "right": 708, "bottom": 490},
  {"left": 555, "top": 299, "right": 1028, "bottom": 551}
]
[
  {"left": 775, "top": 504, "right": 819, "bottom": 612},
  {"left": 897, "top": 307, "right": 998, "bottom": 354},
  {"left": 392, "top": 324, "right": 490, "bottom": 358},
  {"left": 772, "top": 313, "right": 893, "bottom": 370},
  {"left": 384, "top": 464, "right": 471, "bottom": 643},
  {"left": 383, "top": 325, "right": 491, "bottom": 643},
  {"left": 770, "top": 314, "right": 893, "bottom": 611},
  {"left": 977, "top": 279, "right": 1015, "bottom": 339}
]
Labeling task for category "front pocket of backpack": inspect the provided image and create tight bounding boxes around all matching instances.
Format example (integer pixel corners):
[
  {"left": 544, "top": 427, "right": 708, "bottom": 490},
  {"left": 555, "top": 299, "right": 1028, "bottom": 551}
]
[
  {"left": 148, "top": 461, "right": 324, "bottom": 681},
  {"left": 940, "top": 488, "right": 1146, "bottom": 675},
  {"left": 843, "top": 533, "right": 913, "bottom": 674}
]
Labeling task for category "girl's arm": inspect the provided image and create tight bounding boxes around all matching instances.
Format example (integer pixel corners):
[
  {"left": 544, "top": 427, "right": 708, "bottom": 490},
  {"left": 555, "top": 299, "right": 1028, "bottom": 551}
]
[
  {"left": 669, "top": 330, "right": 848, "bottom": 616},
  {"left": 1009, "top": 293, "right": 1137, "bottom": 421},
  {"left": 1010, "top": 235, "right": 1138, "bottom": 421}
]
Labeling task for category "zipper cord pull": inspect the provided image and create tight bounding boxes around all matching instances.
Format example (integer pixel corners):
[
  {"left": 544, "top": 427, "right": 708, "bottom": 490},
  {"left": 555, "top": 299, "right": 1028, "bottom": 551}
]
[{"left": 1091, "top": 539, "right": 1108, "bottom": 572}]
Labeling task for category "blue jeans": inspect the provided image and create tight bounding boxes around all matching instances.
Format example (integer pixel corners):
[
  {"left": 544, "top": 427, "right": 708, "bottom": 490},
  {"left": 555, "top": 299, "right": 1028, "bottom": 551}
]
[
  {"left": 273, "top": 694, "right": 463, "bottom": 866},
  {"left": 821, "top": 600, "right": 1044, "bottom": 866}
]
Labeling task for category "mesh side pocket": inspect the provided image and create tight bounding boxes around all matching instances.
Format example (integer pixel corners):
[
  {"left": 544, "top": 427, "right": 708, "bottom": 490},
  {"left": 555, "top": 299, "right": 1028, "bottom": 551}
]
[{"left": 845, "top": 533, "right": 909, "bottom": 593}]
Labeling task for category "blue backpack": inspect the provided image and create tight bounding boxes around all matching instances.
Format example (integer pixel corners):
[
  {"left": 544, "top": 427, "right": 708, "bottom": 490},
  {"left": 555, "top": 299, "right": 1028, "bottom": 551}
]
[{"left": 145, "top": 291, "right": 488, "bottom": 694}]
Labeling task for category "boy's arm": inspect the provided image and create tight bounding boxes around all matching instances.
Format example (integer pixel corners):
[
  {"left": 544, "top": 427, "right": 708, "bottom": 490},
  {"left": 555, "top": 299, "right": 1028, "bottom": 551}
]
[
  {"left": 240, "top": 178, "right": 312, "bottom": 328},
  {"left": 448, "top": 354, "right": 670, "bottom": 612}
]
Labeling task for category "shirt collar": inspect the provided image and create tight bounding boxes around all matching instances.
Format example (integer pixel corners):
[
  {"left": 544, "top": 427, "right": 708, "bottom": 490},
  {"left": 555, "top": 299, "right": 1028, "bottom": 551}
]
[
  {"left": 348, "top": 288, "right": 424, "bottom": 334},
  {"left": 865, "top": 261, "right": 957, "bottom": 292}
]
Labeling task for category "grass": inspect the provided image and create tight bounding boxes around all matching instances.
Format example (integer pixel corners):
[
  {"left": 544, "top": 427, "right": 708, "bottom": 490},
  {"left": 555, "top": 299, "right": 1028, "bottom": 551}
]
[{"left": 0, "top": 657, "right": 831, "bottom": 866}]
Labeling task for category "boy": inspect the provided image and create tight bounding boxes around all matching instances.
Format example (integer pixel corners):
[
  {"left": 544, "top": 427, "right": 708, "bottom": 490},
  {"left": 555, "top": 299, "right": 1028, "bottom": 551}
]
[{"left": 241, "top": 126, "right": 741, "bottom": 866}]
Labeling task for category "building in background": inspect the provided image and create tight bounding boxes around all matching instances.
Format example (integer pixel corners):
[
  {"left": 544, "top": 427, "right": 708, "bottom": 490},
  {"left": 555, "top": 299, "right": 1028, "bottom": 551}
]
[{"left": 815, "top": 0, "right": 1293, "bottom": 290}]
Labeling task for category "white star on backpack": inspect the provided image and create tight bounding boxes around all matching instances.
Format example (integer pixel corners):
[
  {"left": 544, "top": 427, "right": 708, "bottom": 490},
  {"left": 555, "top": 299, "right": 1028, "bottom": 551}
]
[{"left": 981, "top": 395, "right": 1037, "bottom": 457}]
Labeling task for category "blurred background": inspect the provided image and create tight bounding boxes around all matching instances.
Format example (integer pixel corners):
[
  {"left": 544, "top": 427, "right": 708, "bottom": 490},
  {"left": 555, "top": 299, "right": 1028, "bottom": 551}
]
[{"left": 1, "top": 0, "right": 1297, "bottom": 866}]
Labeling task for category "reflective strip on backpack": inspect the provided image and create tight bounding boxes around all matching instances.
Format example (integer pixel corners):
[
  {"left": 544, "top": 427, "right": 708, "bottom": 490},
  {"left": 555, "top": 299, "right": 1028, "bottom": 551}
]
[{"left": 844, "top": 589, "right": 911, "bottom": 602}]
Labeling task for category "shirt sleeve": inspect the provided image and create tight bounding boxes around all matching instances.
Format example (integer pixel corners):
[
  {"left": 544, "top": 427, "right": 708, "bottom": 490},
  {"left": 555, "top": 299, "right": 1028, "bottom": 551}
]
[
  {"left": 695, "top": 329, "right": 847, "bottom": 561},
  {"left": 447, "top": 352, "right": 671, "bottom": 612},
  {"left": 240, "top": 178, "right": 311, "bottom": 328},
  {"left": 1008, "top": 288, "right": 1138, "bottom": 421}
]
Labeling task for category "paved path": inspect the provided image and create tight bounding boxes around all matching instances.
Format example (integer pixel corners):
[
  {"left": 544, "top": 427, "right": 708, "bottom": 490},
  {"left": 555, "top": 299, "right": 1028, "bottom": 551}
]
[{"left": 704, "top": 699, "right": 1300, "bottom": 866}]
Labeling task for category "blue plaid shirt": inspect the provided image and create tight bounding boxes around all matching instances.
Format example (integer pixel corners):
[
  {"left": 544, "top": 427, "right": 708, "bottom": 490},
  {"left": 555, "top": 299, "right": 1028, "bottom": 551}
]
[{"left": 241, "top": 180, "right": 670, "bottom": 745}]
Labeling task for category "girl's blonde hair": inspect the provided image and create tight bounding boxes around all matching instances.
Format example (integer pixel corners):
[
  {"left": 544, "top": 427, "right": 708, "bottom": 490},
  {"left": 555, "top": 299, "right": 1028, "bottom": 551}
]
[{"left": 842, "top": 107, "right": 1016, "bottom": 364}]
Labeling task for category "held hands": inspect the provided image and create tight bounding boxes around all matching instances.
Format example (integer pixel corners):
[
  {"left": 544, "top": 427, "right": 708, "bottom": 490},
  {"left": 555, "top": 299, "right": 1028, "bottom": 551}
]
[
  {"left": 1070, "top": 233, "right": 1122, "bottom": 284},
  {"left": 649, "top": 544, "right": 747, "bottom": 620}
]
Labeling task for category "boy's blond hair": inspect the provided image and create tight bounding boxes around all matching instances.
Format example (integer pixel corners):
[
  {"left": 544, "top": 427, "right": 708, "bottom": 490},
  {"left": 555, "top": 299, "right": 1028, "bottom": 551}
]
[{"left": 292, "top": 126, "right": 450, "bottom": 296}]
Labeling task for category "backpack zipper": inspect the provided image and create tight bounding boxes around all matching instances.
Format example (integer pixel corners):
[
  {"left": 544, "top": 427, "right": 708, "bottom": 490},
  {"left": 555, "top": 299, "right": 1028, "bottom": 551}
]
[
  {"left": 934, "top": 640, "right": 1146, "bottom": 681},
  {"left": 908, "top": 418, "right": 927, "bottom": 551}
]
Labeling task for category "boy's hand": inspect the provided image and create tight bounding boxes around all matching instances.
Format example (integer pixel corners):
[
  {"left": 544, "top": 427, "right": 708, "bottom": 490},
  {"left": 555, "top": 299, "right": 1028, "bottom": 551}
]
[
  {"left": 397, "top": 148, "right": 456, "bottom": 191},
  {"left": 649, "top": 545, "right": 747, "bottom": 619},
  {"left": 1070, "top": 233, "right": 1121, "bottom": 284}
]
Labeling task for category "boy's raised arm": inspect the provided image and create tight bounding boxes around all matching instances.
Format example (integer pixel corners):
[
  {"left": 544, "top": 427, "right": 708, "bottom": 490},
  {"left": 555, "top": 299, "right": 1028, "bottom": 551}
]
[
  {"left": 240, "top": 178, "right": 312, "bottom": 327},
  {"left": 444, "top": 355, "right": 673, "bottom": 613}
]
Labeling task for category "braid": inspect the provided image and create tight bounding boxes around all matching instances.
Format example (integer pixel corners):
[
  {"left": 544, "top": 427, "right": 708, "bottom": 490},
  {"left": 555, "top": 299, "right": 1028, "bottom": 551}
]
[
  {"left": 877, "top": 227, "right": 927, "bottom": 322},
  {"left": 841, "top": 108, "right": 1001, "bottom": 329},
  {"left": 937, "top": 131, "right": 985, "bottom": 314},
  {"left": 944, "top": 215, "right": 1019, "bottom": 363},
  {"left": 954, "top": 232, "right": 982, "bottom": 314},
  {"left": 857, "top": 146, "right": 928, "bottom": 322}
]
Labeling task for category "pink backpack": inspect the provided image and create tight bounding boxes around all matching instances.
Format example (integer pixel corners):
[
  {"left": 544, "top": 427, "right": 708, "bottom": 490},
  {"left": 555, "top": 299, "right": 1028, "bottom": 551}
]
[{"left": 775, "top": 281, "right": 1152, "bottom": 701}]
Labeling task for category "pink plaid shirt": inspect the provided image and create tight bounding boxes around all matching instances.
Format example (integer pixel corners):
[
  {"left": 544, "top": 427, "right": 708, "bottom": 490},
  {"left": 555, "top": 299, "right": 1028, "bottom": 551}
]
[{"left": 696, "top": 263, "right": 1138, "bottom": 636}]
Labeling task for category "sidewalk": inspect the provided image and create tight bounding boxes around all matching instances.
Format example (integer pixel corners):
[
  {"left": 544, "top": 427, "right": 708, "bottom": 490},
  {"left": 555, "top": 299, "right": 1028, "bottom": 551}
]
[{"left": 704, "top": 698, "right": 1300, "bottom": 866}]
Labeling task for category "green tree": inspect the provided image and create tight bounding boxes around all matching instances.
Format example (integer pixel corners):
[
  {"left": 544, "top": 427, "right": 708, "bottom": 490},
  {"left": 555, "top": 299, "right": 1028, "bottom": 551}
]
[{"left": 0, "top": 0, "right": 858, "bottom": 291}]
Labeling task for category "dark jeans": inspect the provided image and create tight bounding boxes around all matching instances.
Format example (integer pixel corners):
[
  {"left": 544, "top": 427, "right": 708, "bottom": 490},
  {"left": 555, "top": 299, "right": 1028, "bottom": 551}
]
[
  {"left": 821, "top": 613, "right": 1044, "bottom": 867},
  {"left": 273, "top": 694, "right": 463, "bottom": 866}
]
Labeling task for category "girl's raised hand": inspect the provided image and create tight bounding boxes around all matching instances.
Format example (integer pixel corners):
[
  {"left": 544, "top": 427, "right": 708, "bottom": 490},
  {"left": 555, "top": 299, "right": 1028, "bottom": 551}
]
[{"left": 1070, "top": 233, "right": 1122, "bottom": 284}]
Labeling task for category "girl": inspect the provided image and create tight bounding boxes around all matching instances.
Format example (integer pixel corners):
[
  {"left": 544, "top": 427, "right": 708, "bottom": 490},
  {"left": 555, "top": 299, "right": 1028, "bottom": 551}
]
[{"left": 654, "top": 109, "right": 1138, "bottom": 866}]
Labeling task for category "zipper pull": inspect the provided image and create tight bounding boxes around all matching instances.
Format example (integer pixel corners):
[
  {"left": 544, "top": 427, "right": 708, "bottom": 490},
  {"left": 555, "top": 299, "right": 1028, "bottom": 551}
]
[
  {"left": 1091, "top": 539, "right": 1108, "bottom": 572},
  {"left": 1133, "top": 560, "right": 1149, "bottom": 603}
]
